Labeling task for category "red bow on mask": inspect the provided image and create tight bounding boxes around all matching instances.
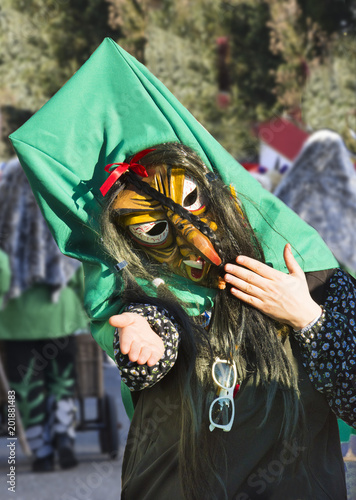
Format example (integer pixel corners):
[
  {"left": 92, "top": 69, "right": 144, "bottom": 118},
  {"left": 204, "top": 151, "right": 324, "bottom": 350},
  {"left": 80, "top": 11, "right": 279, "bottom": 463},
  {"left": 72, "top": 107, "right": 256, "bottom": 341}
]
[{"left": 99, "top": 148, "right": 155, "bottom": 196}]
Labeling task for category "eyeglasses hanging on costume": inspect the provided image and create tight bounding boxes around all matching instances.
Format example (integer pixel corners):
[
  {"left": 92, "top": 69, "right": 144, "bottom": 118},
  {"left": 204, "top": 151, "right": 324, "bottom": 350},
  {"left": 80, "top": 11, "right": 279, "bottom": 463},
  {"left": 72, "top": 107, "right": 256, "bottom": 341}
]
[{"left": 209, "top": 358, "right": 241, "bottom": 432}]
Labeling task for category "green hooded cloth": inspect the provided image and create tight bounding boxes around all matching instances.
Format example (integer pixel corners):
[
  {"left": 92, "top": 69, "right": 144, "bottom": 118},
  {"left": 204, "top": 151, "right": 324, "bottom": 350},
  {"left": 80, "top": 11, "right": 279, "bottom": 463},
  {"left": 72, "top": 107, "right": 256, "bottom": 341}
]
[{"left": 10, "top": 38, "right": 338, "bottom": 415}]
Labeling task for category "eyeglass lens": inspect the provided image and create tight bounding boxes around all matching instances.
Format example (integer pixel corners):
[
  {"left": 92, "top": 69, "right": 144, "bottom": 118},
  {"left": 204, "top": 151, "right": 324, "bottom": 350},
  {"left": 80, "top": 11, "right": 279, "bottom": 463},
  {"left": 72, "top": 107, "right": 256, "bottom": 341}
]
[
  {"left": 214, "top": 362, "right": 235, "bottom": 389},
  {"left": 211, "top": 398, "right": 233, "bottom": 425}
]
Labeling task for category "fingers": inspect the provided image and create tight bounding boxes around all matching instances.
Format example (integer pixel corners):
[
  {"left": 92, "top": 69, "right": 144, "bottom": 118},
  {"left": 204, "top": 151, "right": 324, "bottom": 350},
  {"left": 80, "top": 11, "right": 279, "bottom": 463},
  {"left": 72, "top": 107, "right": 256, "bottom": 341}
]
[
  {"left": 118, "top": 329, "right": 134, "bottom": 355},
  {"left": 127, "top": 339, "right": 141, "bottom": 362},
  {"left": 137, "top": 346, "right": 152, "bottom": 365},
  {"left": 137, "top": 345, "right": 164, "bottom": 366},
  {"left": 128, "top": 342, "right": 164, "bottom": 366},
  {"left": 225, "top": 245, "right": 302, "bottom": 285},
  {"left": 229, "top": 287, "right": 265, "bottom": 310},
  {"left": 283, "top": 244, "right": 303, "bottom": 276},
  {"left": 116, "top": 314, "right": 165, "bottom": 365},
  {"left": 122, "top": 338, "right": 158, "bottom": 364},
  {"left": 224, "top": 259, "right": 277, "bottom": 292},
  {"left": 234, "top": 255, "right": 279, "bottom": 280},
  {"left": 147, "top": 349, "right": 164, "bottom": 367},
  {"left": 224, "top": 273, "right": 264, "bottom": 299},
  {"left": 224, "top": 259, "right": 274, "bottom": 304},
  {"left": 109, "top": 312, "right": 135, "bottom": 328},
  {"left": 224, "top": 247, "right": 317, "bottom": 327}
]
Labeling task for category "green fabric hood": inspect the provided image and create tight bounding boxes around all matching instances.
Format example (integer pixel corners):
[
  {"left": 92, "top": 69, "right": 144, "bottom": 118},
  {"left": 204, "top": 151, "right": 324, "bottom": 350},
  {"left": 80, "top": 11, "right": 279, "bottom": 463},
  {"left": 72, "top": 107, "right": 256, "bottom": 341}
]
[{"left": 10, "top": 38, "right": 338, "bottom": 359}]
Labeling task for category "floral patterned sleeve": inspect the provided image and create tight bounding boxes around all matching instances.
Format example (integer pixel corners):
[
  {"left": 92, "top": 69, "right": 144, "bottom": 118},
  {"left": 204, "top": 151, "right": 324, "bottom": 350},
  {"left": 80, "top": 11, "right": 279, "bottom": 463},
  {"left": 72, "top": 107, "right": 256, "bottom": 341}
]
[
  {"left": 113, "top": 304, "right": 181, "bottom": 391},
  {"left": 293, "top": 269, "right": 356, "bottom": 429}
]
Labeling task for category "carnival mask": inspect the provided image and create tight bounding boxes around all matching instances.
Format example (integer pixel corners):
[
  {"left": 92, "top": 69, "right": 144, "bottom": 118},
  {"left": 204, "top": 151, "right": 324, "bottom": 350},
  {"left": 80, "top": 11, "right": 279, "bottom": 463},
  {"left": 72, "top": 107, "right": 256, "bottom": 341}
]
[{"left": 111, "top": 164, "right": 222, "bottom": 286}]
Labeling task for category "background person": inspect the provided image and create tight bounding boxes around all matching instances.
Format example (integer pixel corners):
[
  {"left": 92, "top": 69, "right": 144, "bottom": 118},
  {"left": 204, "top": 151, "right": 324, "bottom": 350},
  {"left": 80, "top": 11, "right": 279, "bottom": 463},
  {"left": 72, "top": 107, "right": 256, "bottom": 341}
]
[{"left": 0, "top": 158, "right": 89, "bottom": 472}]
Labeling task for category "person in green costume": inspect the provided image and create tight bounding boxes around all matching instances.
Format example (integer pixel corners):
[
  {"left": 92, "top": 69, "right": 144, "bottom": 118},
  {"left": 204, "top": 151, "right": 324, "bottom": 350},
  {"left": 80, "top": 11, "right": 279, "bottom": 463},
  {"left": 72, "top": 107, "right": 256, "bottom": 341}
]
[
  {"left": 0, "top": 158, "right": 89, "bottom": 472},
  {"left": 9, "top": 39, "right": 355, "bottom": 498}
]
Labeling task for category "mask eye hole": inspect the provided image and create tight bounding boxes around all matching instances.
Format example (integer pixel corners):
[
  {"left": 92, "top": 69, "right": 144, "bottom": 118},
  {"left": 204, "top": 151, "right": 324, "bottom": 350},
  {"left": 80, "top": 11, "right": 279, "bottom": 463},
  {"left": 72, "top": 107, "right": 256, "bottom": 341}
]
[
  {"left": 183, "top": 176, "right": 205, "bottom": 212},
  {"left": 146, "top": 221, "right": 167, "bottom": 236},
  {"left": 183, "top": 188, "right": 198, "bottom": 208},
  {"left": 128, "top": 220, "right": 169, "bottom": 246}
]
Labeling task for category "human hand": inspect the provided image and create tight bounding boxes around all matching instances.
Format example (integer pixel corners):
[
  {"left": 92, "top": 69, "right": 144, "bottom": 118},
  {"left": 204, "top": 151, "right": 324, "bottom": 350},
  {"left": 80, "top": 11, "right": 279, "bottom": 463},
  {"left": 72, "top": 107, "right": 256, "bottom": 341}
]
[
  {"left": 224, "top": 244, "right": 322, "bottom": 330},
  {"left": 109, "top": 313, "right": 165, "bottom": 366}
]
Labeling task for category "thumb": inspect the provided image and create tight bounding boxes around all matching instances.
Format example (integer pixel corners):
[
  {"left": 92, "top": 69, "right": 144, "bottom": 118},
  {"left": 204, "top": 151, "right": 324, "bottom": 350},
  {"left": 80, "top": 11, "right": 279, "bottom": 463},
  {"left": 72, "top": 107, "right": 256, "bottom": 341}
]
[
  {"left": 109, "top": 312, "right": 135, "bottom": 329},
  {"left": 284, "top": 244, "right": 303, "bottom": 276}
]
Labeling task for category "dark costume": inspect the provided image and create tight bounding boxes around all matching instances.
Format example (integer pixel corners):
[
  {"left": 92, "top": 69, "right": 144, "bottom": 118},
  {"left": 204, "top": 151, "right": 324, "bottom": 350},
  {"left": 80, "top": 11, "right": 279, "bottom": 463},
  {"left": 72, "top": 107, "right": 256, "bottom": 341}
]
[
  {"left": 9, "top": 39, "right": 355, "bottom": 498},
  {"left": 116, "top": 268, "right": 354, "bottom": 500}
]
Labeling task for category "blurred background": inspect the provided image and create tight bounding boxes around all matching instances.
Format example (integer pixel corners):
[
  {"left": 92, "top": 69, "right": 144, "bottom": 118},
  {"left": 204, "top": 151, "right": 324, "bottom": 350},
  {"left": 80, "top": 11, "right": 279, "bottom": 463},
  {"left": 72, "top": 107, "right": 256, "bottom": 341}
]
[
  {"left": 0, "top": 0, "right": 355, "bottom": 499},
  {"left": 1, "top": 0, "right": 356, "bottom": 160}
]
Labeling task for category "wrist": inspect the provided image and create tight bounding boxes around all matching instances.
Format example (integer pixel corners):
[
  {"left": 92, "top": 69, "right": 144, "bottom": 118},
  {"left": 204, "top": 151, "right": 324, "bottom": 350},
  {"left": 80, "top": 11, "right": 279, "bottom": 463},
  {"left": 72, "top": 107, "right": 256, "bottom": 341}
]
[{"left": 292, "top": 304, "right": 323, "bottom": 332}]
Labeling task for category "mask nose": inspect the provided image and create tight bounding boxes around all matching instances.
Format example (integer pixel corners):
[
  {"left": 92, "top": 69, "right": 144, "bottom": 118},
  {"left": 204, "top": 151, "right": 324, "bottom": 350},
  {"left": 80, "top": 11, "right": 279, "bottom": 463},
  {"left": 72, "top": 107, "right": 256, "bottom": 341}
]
[{"left": 167, "top": 210, "right": 222, "bottom": 266}]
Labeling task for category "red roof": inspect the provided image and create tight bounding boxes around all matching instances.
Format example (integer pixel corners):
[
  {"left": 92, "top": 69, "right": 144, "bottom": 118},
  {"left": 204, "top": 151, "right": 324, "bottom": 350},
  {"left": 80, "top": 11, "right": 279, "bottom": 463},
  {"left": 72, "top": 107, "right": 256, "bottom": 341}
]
[
  {"left": 240, "top": 162, "right": 259, "bottom": 172},
  {"left": 256, "top": 117, "right": 309, "bottom": 161}
]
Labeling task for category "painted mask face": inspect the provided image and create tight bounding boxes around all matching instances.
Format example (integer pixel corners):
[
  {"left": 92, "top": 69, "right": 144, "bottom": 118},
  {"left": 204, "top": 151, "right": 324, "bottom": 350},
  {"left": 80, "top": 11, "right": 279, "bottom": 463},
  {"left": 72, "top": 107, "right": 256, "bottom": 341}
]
[{"left": 111, "top": 164, "right": 222, "bottom": 286}]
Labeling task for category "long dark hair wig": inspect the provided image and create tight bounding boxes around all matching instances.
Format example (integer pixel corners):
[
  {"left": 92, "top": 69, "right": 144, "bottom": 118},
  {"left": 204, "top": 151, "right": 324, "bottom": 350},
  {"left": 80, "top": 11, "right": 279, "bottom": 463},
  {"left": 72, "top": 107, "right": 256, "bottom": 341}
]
[{"left": 100, "top": 143, "right": 303, "bottom": 499}]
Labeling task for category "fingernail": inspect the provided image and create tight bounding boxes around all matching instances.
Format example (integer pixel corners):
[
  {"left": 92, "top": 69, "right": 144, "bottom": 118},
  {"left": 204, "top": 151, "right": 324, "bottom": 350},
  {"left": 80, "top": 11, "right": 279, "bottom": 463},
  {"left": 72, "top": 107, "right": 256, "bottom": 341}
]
[
  {"left": 225, "top": 264, "right": 232, "bottom": 272},
  {"left": 224, "top": 274, "right": 230, "bottom": 282},
  {"left": 236, "top": 256, "right": 244, "bottom": 263}
]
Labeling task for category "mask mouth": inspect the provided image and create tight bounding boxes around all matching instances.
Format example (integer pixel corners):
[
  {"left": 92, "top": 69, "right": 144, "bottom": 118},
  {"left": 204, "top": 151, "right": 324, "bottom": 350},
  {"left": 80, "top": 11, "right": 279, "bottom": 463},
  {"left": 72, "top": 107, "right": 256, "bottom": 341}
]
[{"left": 184, "top": 257, "right": 205, "bottom": 280}]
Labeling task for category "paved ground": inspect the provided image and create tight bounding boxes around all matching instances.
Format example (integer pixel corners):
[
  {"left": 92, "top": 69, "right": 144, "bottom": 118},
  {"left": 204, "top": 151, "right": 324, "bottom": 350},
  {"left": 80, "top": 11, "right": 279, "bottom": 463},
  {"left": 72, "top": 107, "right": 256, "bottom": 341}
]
[
  {"left": 346, "top": 460, "right": 356, "bottom": 500},
  {"left": 0, "top": 361, "right": 355, "bottom": 499}
]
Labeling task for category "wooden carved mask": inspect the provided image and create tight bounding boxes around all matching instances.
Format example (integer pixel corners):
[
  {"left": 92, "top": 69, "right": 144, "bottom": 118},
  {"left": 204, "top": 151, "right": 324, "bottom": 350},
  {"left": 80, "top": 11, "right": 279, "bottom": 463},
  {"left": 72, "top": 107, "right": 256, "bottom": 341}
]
[{"left": 111, "top": 164, "right": 222, "bottom": 286}]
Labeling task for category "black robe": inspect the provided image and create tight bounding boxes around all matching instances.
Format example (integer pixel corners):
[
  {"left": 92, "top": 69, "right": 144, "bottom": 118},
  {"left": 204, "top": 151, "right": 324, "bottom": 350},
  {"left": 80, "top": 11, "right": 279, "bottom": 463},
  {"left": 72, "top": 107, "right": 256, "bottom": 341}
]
[{"left": 121, "top": 270, "right": 347, "bottom": 499}]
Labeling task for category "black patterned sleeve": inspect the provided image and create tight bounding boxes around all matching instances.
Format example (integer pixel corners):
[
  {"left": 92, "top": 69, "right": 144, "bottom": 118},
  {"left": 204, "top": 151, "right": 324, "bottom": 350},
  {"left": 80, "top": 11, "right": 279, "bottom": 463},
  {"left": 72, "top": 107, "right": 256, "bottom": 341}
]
[
  {"left": 292, "top": 269, "right": 356, "bottom": 429},
  {"left": 113, "top": 304, "right": 181, "bottom": 391}
]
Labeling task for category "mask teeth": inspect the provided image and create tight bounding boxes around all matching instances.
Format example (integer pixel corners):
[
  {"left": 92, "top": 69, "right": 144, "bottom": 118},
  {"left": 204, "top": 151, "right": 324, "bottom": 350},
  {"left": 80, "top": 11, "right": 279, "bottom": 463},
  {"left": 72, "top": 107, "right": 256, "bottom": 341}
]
[{"left": 183, "top": 259, "right": 203, "bottom": 269}]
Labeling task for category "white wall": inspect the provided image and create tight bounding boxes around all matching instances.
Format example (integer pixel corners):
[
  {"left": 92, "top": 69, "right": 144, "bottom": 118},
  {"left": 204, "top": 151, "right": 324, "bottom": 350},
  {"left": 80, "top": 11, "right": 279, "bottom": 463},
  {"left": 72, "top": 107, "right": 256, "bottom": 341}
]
[{"left": 259, "top": 142, "right": 292, "bottom": 172}]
